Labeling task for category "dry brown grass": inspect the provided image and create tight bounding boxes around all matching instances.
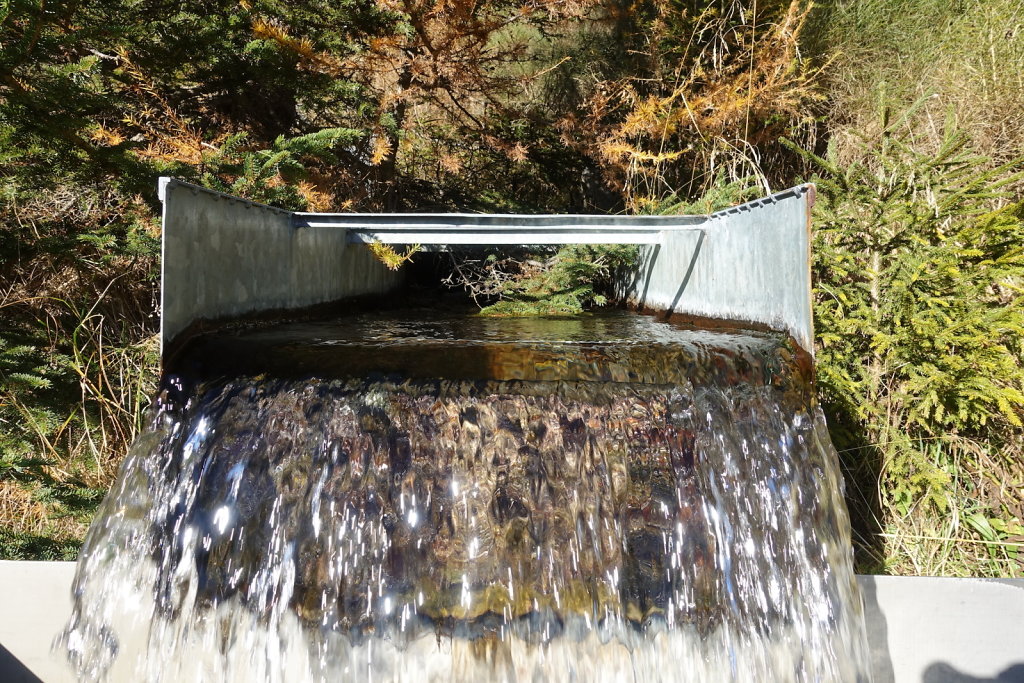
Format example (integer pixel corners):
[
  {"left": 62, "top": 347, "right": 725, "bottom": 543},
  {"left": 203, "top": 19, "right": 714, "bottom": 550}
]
[
  {"left": 816, "top": 0, "right": 1024, "bottom": 182},
  {"left": 563, "top": 0, "right": 820, "bottom": 210},
  {"left": 0, "top": 480, "right": 89, "bottom": 541}
]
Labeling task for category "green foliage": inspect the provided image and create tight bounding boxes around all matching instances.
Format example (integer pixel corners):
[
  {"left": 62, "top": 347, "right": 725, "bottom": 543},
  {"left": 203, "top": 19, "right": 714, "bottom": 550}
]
[
  {"left": 0, "top": 528, "right": 81, "bottom": 561},
  {"left": 198, "top": 128, "right": 364, "bottom": 210},
  {"left": 479, "top": 245, "right": 640, "bottom": 317},
  {"left": 789, "top": 119, "right": 1024, "bottom": 436},
  {"left": 0, "top": 325, "right": 72, "bottom": 460},
  {"left": 785, "top": 107, "right": 1024, "bottom": 576}
]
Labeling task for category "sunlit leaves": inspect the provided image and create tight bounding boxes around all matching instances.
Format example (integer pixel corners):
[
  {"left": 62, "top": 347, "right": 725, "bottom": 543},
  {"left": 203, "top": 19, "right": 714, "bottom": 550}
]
[{"left": 790, "top": 109, "right": 1024, "bottom": 557}]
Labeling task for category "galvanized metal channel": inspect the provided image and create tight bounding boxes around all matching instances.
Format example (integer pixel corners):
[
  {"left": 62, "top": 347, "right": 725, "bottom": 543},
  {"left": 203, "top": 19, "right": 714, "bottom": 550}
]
[{"left": 158, "top": 177, "right": 815, "bottom": 358}]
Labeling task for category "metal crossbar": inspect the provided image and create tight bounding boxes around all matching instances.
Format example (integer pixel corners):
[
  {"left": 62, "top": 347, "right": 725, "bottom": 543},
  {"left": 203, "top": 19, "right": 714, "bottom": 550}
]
[{"left": 292, "top": 213, "right": 705, "bottom": 246}]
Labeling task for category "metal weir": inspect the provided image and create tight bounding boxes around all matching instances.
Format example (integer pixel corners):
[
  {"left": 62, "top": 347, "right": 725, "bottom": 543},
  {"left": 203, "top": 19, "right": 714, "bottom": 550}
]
[
  {"left": 158, "top": 177, "right": 815, "bottom": 356},
  {"left": 292, "top": 213, "right": 705, "bottom": 246}
]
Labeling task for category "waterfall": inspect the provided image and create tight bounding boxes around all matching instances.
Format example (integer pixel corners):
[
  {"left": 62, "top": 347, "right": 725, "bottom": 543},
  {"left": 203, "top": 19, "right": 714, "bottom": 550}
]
[{"left": 59, "top": 310, "right": 869, "bottom": 682}]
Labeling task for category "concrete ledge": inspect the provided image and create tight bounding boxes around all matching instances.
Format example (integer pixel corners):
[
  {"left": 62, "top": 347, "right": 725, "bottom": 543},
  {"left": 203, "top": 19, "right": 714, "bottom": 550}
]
[
  {"left": 860, "top": 575, "right": 1024, "bottom": 683},
  {"left": 3, "top": 561, "right": 1020, "bottom": 682},
  {"left": 0, "top": 561, "right": 76, "bottom": 682}
]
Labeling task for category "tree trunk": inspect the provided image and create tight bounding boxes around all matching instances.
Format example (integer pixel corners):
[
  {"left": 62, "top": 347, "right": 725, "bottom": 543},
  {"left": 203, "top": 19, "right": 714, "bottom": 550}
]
[{"left": 379, "top": 65, "right": 414, "bottom": 212}]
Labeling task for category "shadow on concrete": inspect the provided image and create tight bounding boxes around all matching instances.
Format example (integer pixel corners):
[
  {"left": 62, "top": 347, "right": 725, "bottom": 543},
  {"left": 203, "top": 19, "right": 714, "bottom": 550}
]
[
  {"left": 0, "top": 643, "right": 43, "bottom": 683},
  {"left": 859, "top": 575, "right": 896, "bottom": 683},
  {"left": 923, "top": 663, "right": 1024, "bottom": 682}
]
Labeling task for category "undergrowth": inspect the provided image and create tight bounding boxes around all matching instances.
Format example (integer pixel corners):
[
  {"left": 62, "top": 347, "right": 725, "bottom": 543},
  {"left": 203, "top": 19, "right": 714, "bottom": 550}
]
[
  {"left": 785, "top": 106, "right": 1024, "bottom": 577},
  {"left": 474, "top": 245, "right": 640, "bottom": 317},
  {"left": 0, "top": 226, "right": 160, "bottom": 558}
]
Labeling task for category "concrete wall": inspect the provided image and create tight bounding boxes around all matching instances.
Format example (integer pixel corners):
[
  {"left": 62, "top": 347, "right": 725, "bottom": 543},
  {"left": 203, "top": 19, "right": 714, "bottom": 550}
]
[
  {"left": 3, "top": 562, "right": 1020, "bottom": 682},
  {"left": 621, "top": 185, "right": 814, "bottom": 353},
  {"left": 0, "top": 561, "right": 76, "bottom": 682},
  {"left": 860, "top": 576, "right": 1024, "bottom": 683},
  {"left": 159, "top": 178, "right": 403, "bottom": 353}
]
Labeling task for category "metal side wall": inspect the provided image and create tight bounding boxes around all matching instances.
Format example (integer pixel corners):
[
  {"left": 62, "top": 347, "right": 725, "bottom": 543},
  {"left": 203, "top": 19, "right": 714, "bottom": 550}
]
[
  {"left": 159, "top": 178, "right": 403, "bottom": 352},
  {"left": 623, "top": 186, "right": 814, "bottom": 352}
]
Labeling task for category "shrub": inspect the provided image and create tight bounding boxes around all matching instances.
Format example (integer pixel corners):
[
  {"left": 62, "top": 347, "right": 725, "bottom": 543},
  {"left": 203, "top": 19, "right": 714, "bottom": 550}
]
[{"left": 785, "top": 107, "right": 1024, "bottom": 577}]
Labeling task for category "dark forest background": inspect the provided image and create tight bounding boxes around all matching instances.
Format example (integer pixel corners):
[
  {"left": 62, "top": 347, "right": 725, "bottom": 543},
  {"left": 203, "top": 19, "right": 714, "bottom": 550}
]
[{"left": 1, "top": 0, "right": 1022, "bottom": 576}]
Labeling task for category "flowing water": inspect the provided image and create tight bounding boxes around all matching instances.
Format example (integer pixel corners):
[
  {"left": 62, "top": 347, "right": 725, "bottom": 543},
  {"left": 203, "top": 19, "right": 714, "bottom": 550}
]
[{"left": 59, "top": 309, "right": 870, "bottom": 682}]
